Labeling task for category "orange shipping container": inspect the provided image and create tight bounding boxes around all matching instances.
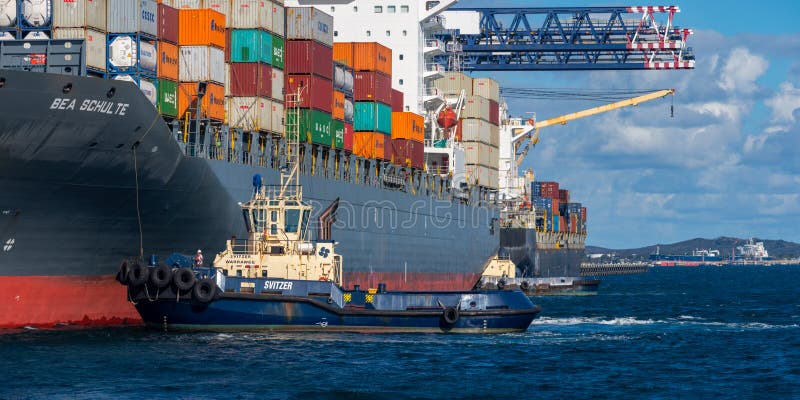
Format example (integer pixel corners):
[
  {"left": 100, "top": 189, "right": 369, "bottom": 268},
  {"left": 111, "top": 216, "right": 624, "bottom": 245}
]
[
  {"left": 332, "top": 91, "right": 345, "bottom": 121},
  {"left": 391, "top": 112, "right": 424, "bottom": 142},
  {"left": 178, "top": 82, "right": 225, "bottom": 121},
  {"left": 353, "top": 131, "right": 385, "bottom": 160},
  {"left": 158, "top": 41, "right": 179, "bottom": 81},
  {"left": 178, "top": 9, "right": 226, "bottom": 49},
  {"left": 353, "top": 42, "right": 392, "bottom": 76},
  {"left": 333, "top": 42, "right": 353, "bottom": 67}
]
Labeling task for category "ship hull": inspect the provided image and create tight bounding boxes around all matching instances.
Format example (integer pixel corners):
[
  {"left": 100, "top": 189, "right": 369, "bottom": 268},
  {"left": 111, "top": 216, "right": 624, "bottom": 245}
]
[
  {"left": 500, "top": 228, "right": 586, "bottom": 278},
  {"left": 0, "top": 70, "right": 499, "bottom": 328}
]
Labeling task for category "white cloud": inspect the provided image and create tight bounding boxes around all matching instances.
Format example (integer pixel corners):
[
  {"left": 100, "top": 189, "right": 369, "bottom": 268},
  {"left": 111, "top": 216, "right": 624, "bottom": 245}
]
[
  {"left": 718, "top": 47, "right": 769, "bottom": 93},
  {"left": 765, "top": 82, "right": 800, "bottom": 123}
]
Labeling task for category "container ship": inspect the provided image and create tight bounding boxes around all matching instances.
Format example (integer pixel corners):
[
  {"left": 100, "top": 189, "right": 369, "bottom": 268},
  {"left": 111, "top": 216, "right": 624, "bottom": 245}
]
[{"left": 0, "top": 0, "right": 585, "bottom": 327}]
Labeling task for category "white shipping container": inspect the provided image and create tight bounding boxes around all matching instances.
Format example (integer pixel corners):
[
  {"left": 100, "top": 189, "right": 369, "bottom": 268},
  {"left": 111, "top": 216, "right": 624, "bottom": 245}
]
[
  {"left": 167, "top": 0, "right": 202, "bottom": 9},
  {"left": 0, "top": 0, "right": 18, "bottom": 27},
  {"left": 435, "top": 72, "right": 473, "bottom": 97},
  {"left": 53, "top": 0, "right": 106, "bottom": 30},
  {"left": 179, "top": 46, "right": 225, "bottom": 83},
  {"left": 270, "top": 100, "right": 284, "bottom": 135},
  {"left": 271, "top": 2, "right": 284, "bottom": 36},
  {"left": 107, "top": 0, "right": 157, "bottom": 36},
  {"left": 204, "top": 0, "right": 229, "bottom": 22},
  {"left": 21, "top": 0, "right": 52, "bottom": 27},
  {"left": 460, "top": 118, "right": 489, "bottom": 145},
  {"left": 285, "top": 7, "right": 333, "bottom": 47},
  {"left": 227, "top": 97, "right": 271, "bottom": 131},
  {"left": 52, "top": 27, "right": 106, "bottom": 71},
  {"left": 224, "top": 62, "right": 230, "bottom": 96},
  {"left": 229, "top": 0, "right": 271, "bottom": 31},
  {"left": 113, "top": 74, "right": 157, "bottom": 106},
  {"left": 472, "top": 78, "right": 500, "bottom": 103},
  {"left": 488, "top": 124, "right": 499, "bottom": 147},
  {"left": 270, "top": 67, "right": 283, "bottom": 101},
  {"left": 462, "top": 95, "right": 490, "bottom": 121},
  {"left": 108, "top": 35, "right": 156, "bottom": 72},
  {"left": 463, "top": 142, "right": 498, "bottom": 167}
]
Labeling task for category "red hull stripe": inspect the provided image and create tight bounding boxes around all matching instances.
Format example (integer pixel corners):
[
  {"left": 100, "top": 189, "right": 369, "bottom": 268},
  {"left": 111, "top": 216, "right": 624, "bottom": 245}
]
[
  {"left": 0, "top": 275, "right": 142, "bottom": 329},
  {"left": 343, "top": 272, "right": 482, "bottom": 292}
]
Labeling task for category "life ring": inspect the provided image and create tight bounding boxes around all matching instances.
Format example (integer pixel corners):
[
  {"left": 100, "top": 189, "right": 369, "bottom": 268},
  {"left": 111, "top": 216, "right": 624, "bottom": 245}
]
[
  {"left": 443, "top": 306, "right": 459, "bottom": 325},
  {"left": 173, "top": 267, "right": 196, "bottom": 291},
  {"left": 192, "top": 278, "right": 217, "bottom": 303},
  {"left": 128, "top": 263, "right": 149, "bottom": 287},
  {"left": 149, "top": 264, "right": 173, "bottom": 289},
  {"left": 520, "top": 281, "right": 530, "bottom": 291},
  {"left": 117, "top": 261, "right": 130, "bottom": 285},
  {"left": 496, "top": 279, "right": 506, "bottom": 290}
]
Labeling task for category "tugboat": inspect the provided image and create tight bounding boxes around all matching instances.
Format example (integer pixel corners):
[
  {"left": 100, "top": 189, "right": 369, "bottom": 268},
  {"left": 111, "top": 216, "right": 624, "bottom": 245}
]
[{"left": 115, "top": 118, "right": 540, "bottom": 332}]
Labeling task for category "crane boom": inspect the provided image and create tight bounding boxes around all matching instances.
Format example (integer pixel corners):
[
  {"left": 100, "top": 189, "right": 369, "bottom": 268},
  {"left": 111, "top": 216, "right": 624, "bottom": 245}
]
[{"left": 515, "top": 89, "right": 674, "bottom": 167}]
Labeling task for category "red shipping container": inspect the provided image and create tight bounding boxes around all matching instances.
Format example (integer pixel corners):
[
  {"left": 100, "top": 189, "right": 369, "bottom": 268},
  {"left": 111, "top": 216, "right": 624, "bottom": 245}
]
[
  {"left": 158, "top": 4, "right": 179, "bottom": 45},
  {"left": 561, "top": 216, "right": 568, "bottom": 233},
  {"left": 539, "top": 181, "right": 559, "bottom": 198},
  {"left": 229, "top": 63, "right": 272, "bottom": 97},
  {"left": 285, "top": 74, "right": 334, "bottom": 113},
  {"left": 285, "top": 40, "right": 333, "bottom": 80},
  {"left": 344, "top": 123, "right": 354, "bottom": 152},
  {"left": 224, "top": 29, "right": 231, "bottom": 63},
  {"left": 392, "top": 138, "right": 424, "bottom": 169},
  {"left": 558, "top": 189, "right": 570, "bottom": 203},
  {"left": 581, "top": 207, "right": 587, "bottom": 221},
  {"left": 391, "top": 88, "right": 404, "bottom": 112},
  {"left": 488, "top": 99, "right": 499, "bottom": 125},
  {"left": 354, "top": 71, "right": 392, "bottom": 104}
]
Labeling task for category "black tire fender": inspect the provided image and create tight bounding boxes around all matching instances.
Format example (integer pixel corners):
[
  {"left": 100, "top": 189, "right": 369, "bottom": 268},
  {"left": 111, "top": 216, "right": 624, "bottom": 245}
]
[
  {"left": 192, "top": 278, "right": 217, "bottom": 303},
  {"left": 173, "top": 267, "right": 196, "bottom": 291},
  {"left": 117, "top": 261, "right": 130, "bottom": 285},
  {"left": 128, "top": 263, "right": 149, "bottom": 287},
  {"left": 443, "top": 306, "right": 459, "bottom": 325},
  {"left": 520, "top": 280, "right": 530, "bottom": 291},
  {"left": 497, "top": 279, "right": 506, "bottom": 290},
  {"left": 149, "top": 264, "right": 173, "bottom": 289}
]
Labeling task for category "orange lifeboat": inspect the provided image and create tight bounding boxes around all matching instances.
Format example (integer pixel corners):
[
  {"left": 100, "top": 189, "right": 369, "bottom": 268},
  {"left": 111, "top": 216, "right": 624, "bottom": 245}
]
[{"left": 437, "top": 107, "right": 458, "bottom": 129}]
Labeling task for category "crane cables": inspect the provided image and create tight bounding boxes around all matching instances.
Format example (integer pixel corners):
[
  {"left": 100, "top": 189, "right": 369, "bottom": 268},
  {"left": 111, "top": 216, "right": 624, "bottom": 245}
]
[{"left": 499, "top": 87, "right": 671, "bottom": 102}]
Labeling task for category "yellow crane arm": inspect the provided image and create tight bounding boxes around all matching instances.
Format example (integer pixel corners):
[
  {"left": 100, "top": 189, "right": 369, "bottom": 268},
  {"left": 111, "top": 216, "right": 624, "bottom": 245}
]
[
  {"left": 535, "top": 89, "right": 674, "bottom": 129},
  {"left": 516, "top": 89, "right": 674, "bottom": 167}
]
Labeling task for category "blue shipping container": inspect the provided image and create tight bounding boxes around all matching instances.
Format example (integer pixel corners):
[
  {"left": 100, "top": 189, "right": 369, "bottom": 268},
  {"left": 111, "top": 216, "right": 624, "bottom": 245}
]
[
  {"left": 230, "top": 29, "right": 273, "bottom": 65},
  {"left": 19, "top": 0, "right": 52, "bottom": 30}
]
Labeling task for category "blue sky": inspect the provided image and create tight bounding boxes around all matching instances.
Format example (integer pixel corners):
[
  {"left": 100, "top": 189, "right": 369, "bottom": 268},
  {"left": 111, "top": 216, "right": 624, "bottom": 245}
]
[{"left": 458, "top": 0, "right": 800, "bottom": 248}]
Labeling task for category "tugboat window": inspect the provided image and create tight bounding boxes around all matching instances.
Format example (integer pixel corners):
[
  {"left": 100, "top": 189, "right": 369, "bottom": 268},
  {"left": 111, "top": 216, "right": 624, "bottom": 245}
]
[
  {"left": 271, "top": 210, "right": 278, "bottom": 222},
  {"left": 285, "top": 209, "right": 301, "bottom": 233},
  {"left": 301, "top": 210, "right": 311, "bottom": 236},
  {"left": 271, "top": 224, "right": 278, "bottom": 235}
]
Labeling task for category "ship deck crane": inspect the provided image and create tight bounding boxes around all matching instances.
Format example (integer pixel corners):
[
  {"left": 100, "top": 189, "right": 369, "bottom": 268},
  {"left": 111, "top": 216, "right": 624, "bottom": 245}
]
[{"left": 512, "top": 89, "right": 674, "bottom": 167}]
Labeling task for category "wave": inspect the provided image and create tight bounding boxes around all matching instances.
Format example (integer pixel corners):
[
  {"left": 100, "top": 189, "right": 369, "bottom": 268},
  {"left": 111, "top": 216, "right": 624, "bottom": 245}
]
[{"left": 531, "top": 316, "right": 799, "bottom": 330}]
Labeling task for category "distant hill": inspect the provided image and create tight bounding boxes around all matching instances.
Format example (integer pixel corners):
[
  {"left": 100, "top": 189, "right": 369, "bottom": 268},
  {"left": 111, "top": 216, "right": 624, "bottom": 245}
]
[{"left": 586, "top": 237, "right": 800, "bottom": 260}]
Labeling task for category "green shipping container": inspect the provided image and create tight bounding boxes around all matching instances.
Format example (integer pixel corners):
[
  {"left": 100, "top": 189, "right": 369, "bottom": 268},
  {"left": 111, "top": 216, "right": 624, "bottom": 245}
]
[
  {"left": 272, "top": 35, "right": 284, "bottom": 69},
  {"left": 331, "top": 119, "right": 344, "bottom": 148},
  {"left": 157, "top": 78, "right": 178, "bottom": 117},
  {"left": 287, "top": 109, "right": 332, "bottom": 146},
  {"left": 231, "top": 29, "right": 273, "bottom": 65},
  {"left": 354, "top": 101, "right": 392, "bottom": 134}
]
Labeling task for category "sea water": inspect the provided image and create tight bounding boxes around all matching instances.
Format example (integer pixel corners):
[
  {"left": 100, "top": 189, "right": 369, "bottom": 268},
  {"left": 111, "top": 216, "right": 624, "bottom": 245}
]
[{"left": 1, "top": 265, "right": 798, "bottom": 399}]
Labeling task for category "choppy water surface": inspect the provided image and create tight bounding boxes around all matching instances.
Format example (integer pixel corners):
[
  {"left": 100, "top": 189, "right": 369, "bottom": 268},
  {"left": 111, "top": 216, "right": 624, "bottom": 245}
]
[{"left": 2, "top": 265, "right": 799, "bottom": 399}]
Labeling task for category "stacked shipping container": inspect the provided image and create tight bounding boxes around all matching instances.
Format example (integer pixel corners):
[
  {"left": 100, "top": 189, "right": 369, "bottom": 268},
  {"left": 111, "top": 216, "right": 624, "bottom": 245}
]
[
  {"left": 532, "top": 181, "right": 587, "bottom": 234},
  {"left": 434, "top": 72, "right": 500, "bottom": 189},
  {"left": 224, "top": 0, "right": 286, "bottom": 134},
  {"left": 340, "top": 41, "right": 393, "bottom": 160},
  {"left": 284, "top": 7, "right": 334, "bottom": 146},
  {"left": 2, "top": 0, "right": 53, "bottom": 40}
]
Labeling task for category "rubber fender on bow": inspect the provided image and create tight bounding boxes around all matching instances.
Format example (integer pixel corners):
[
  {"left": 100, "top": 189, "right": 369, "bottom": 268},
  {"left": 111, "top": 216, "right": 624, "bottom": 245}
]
[
  {"left": 173, "top": 267, "right": 196, "bottom": 291},
  {"left": 149, "top": 264, "right": 173, "bottom": 289},
  {"left": 128, "top": 263, "right": 149, "bottom": 287}
]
